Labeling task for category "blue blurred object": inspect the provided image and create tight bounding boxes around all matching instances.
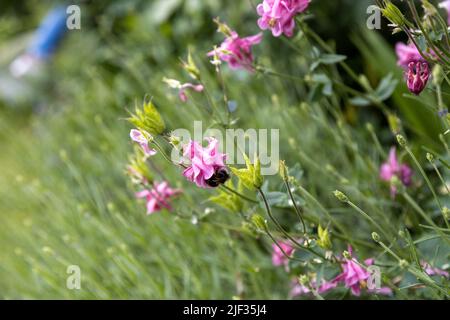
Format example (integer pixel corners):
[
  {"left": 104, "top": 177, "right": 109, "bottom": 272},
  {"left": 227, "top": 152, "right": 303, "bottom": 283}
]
[{"left": 28, "top": 6, "right": 68, "bottom": 59}]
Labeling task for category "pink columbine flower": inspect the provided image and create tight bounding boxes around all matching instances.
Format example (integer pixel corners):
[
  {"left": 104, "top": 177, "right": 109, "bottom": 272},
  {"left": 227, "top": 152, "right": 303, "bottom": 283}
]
[
  {"left": 406, "top": 61, "right": 430, "bottom": 95},
  {"left": 395, "top": 42, "right": 424, "bottom": 68},
  {"left": 439, "top": 0, "right": 450, "bottom": 25},
  {"left": 332, "top": 246, "right": 392, "bottom": 296},
  {"left": 272, "top": 240, "right": 296, "bottom": 271},
  {"left": 421, "top": 261, "right": 449, "bottom": 278},
  {"left": 182, "top": 137, "right": 228, "bottom": 188},
  {"left": 130, "top": 129, "right": 157, "bottom": 157},
  {"left": 163, "top": 78, "right": 204, "bottom": 103},
  {"left": 136, "top": 181, "right": 181, "bottom": 215},
  {"left": 380, "top": 147, "right": 413, "bottom": 197},
  {"left": 207, "top": 31, "right": 262, "bottom": 71},
  {"left": 256, "top": 0, "right": 310, "bottom": 37}
]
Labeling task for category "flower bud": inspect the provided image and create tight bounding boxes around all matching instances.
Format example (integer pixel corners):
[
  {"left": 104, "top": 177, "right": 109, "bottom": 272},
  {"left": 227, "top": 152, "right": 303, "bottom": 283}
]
[
  {"left": 406, "top": 62, "right": 430, "bottom": 95},
  {"left": 279, "top": 160, "right": 288, "bottom": 181},
  {"left": 399, "top": 259, "right": 409, "bottom": 269},
  {"left": 251, "top": 214, "right": 267, "bottom": 231},
  {"left": 396, "top": 134, "right": 407, "bottom": 148},
  {"left": 333, "top": 190, "right": 348, "bottom": 203},
  {"left": 381, "top": 1, "right": 407, "bottom": 27},
  {"left": 426, "top": 152, "right": 434, "bottom": 163},
  {"left": 371, "top": 232, "right": 380, "bottom": 242}
]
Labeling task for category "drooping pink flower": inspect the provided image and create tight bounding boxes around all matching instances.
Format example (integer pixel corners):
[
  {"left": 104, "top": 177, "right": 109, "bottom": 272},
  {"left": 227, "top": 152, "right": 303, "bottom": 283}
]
[
  {"left": 439, "top": 0, "right": 450, "bottom": 25},
  {"left": 421, "top": 261, "right": 449, "bottom": 278},
  {"left": 332, "top": 246, "right": 392, "bottom": 296},
  {"left": 272, "top": 240, "right": 296, "bottom": 270},
  {"left": 130, "top": 129, "right": 157, "bottom": 156},
  {"left": 380, "top": 147, "right": 413, "bottom": 197},
  {"left": 136, "top": 181, "right": 181, "bottom": 215},
  {"left": 332, "top": 246, "right": 370, "bottom": 296},
  {"left": 163, "top": 78, "right": 204, "bottom": 103},
  {"left": 395, "top": 42, "right": 424, "bottom": 68},
  {"left": 182, "top": 137, "right": 228, "bottom": 188},
  {"left": 207, "top": 31, "right": 263, "bottom": 71},
  {"left": 406, "top": 61, "right": 430, "bottom": 95},
  {"left": 256, "top": 0, "right": 310, "bottom": 37}
]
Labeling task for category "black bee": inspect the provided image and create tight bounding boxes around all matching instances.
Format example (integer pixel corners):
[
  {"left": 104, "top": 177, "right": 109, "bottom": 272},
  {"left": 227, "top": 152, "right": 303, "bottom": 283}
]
[{"left": 205, "top": 168, "right": 230, "bottom": 187}]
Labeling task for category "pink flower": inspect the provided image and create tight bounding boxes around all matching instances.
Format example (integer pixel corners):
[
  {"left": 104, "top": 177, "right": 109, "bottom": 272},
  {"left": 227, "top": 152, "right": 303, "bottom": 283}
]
[
  {"left": 130, "top": 129, "right": 157, "bottom": 156},
  {"left": 272, "top": 240, "right": 296, "bottom": 270},
  {"left": 136, "top": 181, "right": 181, "bottom": 215},
  {"left": 332, "top": 247, "right": 370, "bottom": 296},
  {"left": 406, "top": 61, "right": 430, "bottom": 95},
  {"left": 421, "top": 261, "right": 449, "bottom": 278},
  {"left": 332, "top": 246, "right": 392, "bottom": 297},
  {"left": 257, "top": 0, "right": 310, "bottom": 37},
  {"left": 395, "top": 42, "right": 424, "bottom": 68},
  {"left": 182, "top": 137, "right": 228, "bottom": 188},
  {"left": 380, "top": 147, "right": 413, "bottom": 197},
  {"left": 163, "top": 78, "right": 204, "bottom": 103},
  {"left": 207, "top": 31, "right": 262, "bottom": 71},
  {"left": 439, "top": 0, "right": 450, "bottom": 25},
  {"left": 178, "top": 83, "right": 204, "bottom": 102}
]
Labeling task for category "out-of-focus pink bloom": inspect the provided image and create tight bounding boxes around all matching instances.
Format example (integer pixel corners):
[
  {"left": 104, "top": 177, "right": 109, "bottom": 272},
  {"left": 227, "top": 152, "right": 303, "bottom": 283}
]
[
  {"left": 178, "top": 83, "right": 204, "bottom": 102},
  {"left": 421, "top": 261, "right": 449, "bottom": 278},
  {"left": 406, "top": 61, "right": 430, "bottom": 95},
  {"left": 290, "top": 277, "right": 337, "bottom": 297},
  {"left": 439, "top": 0, "right": 450, "bottom": 25},
  {"left": 130, "top": 129, "right": 157, "bottom": 156},
  {"left": 207, "top": 31, "right": 262, "bottom": 71},
  {"left": 272, "top": 240, "right": 295, "bottom": 270},
  {"left": 332, "top": 246, "right": 370, "bottom": 296},
  {"left": 182, "top": 137, "right": 228, "bottom": 188},
  {"left": 380, "top": 147, "right": 413, "bottom": 197},
  {"left": 163, "top": 78, "right": 203, "bottom": 103},
  {"left": 332, "top": 246, "right": 392, "bottom": 297},
  {"left": 136, "top": 181, "right": 181, "bottom": 215},
  {"left": 257, "top": 0, "right": 310, "bottom": 37},
  {"left": 395, "top": 42, "right": 424, "bottom": 68}
]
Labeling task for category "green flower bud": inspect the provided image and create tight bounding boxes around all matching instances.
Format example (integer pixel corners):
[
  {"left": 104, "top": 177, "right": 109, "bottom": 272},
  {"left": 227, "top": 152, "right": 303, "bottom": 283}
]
[
  {"left": 251, "top": 214, "right": 267, "bottom": 231},
  {"left": 279, "top": 160, "right": 288, "bottom": 181},
  {"left": 396, "top": 134, "right": 407, "bottom": 148},
  {"left": 333, "top": 190, "right": 349, "bottom": 203},
  {"left": 426, "top": 152, "right": 434, "bottom": 163},
  {"left": 399, "top": 259, "right": 409, "bottom": 269},
  {"left": 372, "top": 232, "right": 381, "bottom": 242},
  {"left": 381, "top": 1, "right": 407, "bottom": 27}
]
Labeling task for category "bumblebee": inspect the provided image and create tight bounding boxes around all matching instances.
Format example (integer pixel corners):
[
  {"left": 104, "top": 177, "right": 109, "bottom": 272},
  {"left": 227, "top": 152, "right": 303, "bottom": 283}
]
[{"left": 205, "top": 168, "right": 230, "bottom": 187}]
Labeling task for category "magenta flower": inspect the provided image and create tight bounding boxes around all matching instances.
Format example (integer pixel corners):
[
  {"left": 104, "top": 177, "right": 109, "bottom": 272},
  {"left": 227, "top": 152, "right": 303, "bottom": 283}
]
[
  {"left": 406, "top": 61, "right": 430, "bottom": 95},
  {"left": 439, "top": 0, "right": 450, "bottom": 25},
  {"left": 421, "top": 261, "right": 449, "bottom": 278},
  {"left": 332, "top": 247, "right": 370, "bottom": 296},
  {"left": 163, "top": 78, "right": 204, "bottom": 103},
  {"left": 207, "top": 31, "right": 262, "bottom": 71},
  {"left": 395, "top": 42, "right": 424, "bottom": 68},
  {"left": 182, "top": 137, "right": 228, "bottom": 188},
  {"left": 136, "top": 181, "right": 181, "bottom": 215},
  {"left": 333, "top": 246, "right": 391, "bottom": 296},
  {"left": 256, "top": 0, "right": 310, "bottom": 37},
  {"left": 272, "top": 240, "right": 296, "bottom": 270},
  {"left": 380, "top": 147, "right": 413, "bottom": 197},
  {"left": 130, "top": 129, "right": 157, "bottom": 157}
]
